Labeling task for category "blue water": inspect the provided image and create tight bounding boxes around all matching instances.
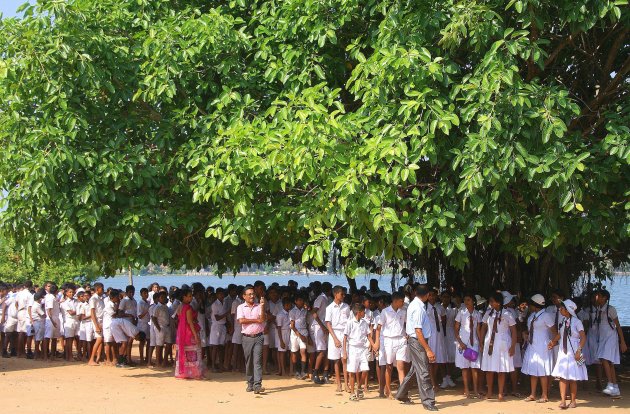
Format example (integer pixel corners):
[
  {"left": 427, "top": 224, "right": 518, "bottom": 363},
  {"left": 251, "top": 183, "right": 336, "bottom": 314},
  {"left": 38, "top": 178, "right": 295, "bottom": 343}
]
[{"left": 96, "top": 274, "right": 630, "bottom": 326}]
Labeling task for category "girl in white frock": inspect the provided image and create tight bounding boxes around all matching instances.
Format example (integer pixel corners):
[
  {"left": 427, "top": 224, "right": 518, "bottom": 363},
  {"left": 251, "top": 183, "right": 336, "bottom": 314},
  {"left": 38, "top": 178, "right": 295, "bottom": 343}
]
[
  {"left": 480, "top": 292, "right": 517, "bottom": 401},
  {"left": 454, "top": 293, "right": 482, "bottom": 398},
  {"left": 503, "top": 292, "right": 523, "bottom": 398},
  {"left": 426, "top": 290, "right": 447, "bottom": 391},
  {"left": 439, "top": 291, "right": 457, "bottom": 389},
  {"left": 549, "top": 300, "right": 587, "bottom": 409},
  {"left": 577, "top": 292, "right": 604, "bottom": 389},
  {"left": 522, "top": 294, "right": 556, "bottom": 403},
  {"left": 595, "top": 289, "right": 628, "bottom": 397}
]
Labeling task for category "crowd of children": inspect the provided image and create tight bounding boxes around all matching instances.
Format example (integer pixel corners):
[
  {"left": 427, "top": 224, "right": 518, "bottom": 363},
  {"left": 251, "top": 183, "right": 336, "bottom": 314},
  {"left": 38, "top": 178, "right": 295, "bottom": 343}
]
[{"left": 0, "top": 278, "right": 627, "bottom": 409}]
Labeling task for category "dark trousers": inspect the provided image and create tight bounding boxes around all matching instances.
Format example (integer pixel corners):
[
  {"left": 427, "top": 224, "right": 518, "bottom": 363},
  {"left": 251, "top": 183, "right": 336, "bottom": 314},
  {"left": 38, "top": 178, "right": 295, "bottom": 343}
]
[
  {"left": 242, "top": 334, "right": 264, "bottom": 388},
  {"left": 396, "top": 338, "right": 435, "bottom": 405}
]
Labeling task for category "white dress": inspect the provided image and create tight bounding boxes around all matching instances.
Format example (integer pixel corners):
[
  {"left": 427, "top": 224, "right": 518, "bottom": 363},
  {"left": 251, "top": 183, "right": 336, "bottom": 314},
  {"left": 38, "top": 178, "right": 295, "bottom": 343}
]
[
  {"left": 521, "top": 310, "right": 555, "bottom": 376},
  {"left": 595, "top": 304, "right": 620, "bottom": 364},
  {"left": 427, "top": 303, "right": 447, "bottom": 364},
  {"left": 444, "top": 305, "right": 457, "bottom": 363},
  {"left": 481, "top": 308, "right": 516, "bottom": 373},
  {"left": 454, "top": 308, "right": 481, "bottom": 369},
  {"left": 546, "top": 305, "right": 562, "bottom": 363},
  {"left": 506, "top": 307, "right": 523, "bottom": 368},
  {"left": 577, "top": 306, "right": 599, "bottom": 365},
  {"left": 551, "top": 317, "right": 587, "bottom": 381}
]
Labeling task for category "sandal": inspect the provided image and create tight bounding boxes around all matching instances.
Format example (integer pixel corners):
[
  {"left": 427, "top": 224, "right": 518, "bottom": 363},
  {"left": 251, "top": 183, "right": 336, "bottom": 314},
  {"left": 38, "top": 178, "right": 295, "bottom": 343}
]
[
  {"left": 523, "top": 396, "right": 536, "bottom": 402},
  {"left": 568, "top": 402, "right": 577, "bottom": 408},
  {"left": 511, "top": 392, "right": 523, "bottom": 398},
  {"left": 536, "top": 398, "right": 549, "bottom": 403},
  {"left": 558, "top": 403, "right": 568, "bottom": 410}
]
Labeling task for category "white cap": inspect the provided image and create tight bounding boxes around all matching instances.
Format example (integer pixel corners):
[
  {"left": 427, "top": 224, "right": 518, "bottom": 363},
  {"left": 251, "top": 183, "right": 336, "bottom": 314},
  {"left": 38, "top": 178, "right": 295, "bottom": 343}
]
[
  {"left": 502, "top": 291, "right": 516, "bottom": 306},
  {"left": 530, "top": 294, "right": 545, "bottom": 307},
  {"left": 563, "top": 299, "right": 578, "bottom": 318}
]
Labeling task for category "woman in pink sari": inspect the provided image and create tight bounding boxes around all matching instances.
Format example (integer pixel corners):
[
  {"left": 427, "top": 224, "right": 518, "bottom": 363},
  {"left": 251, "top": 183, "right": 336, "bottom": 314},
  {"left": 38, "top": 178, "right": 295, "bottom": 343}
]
[{"left": 175, "top": 289, "right": 206, "bottom": 379}]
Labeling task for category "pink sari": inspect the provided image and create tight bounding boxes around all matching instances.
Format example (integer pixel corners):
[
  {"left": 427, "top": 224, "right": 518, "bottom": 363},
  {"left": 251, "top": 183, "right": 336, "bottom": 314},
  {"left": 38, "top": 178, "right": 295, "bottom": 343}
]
[{"left": 175, "top": 303, "right": 206, "bottom": 379}]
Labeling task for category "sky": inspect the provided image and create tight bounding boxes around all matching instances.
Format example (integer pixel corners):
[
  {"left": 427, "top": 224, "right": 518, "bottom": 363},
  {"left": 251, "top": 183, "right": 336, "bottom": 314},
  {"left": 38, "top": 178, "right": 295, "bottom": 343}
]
[{"left": 0, "top": 0, "right": 29, "bottom": 18}]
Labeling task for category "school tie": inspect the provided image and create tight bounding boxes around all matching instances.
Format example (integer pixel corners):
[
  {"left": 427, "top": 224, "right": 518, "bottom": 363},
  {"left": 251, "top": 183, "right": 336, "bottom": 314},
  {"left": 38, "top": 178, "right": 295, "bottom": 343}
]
[
  {"left": 529, "top": 313, "right": 537, "bottom": 345},
  {"left": 433, "top": 306, "right": 440, "bottom": 333},
  {"left": 562, "top": 319, "right": 570, "bottom": 354},
  {"left": 596, "top": 308, "right": 601, "bottom": 325},
  {"left": 555, "top": 308, "right": 559, "bottom": 328},
  {"left": 488, "top": 313, "right": 499, "bottom": 356},
  {"left": 469, "top": 314, "right": 474, "bottom": 346}
]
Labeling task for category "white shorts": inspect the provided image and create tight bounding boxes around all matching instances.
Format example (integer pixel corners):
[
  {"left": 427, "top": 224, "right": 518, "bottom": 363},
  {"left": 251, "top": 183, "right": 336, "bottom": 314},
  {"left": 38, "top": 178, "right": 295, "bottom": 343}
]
[
  {"left": 267, "top": 327, "right": 276, "bottom": 348},
  {"left": 44, "top": 319, "right": 61, "bottom": 339},
  {"left": 17, "top": 309, "right": 31, "bottom": 334},
  {"left": 152, "top": 325, "right": 171, "bottom": 347},
  {"left": 347, "top": 345, "right": 369, "bottom": 373},
  {"left": 209, "top": 324, "right": 227, "bottom": 346},
  {"left": 93, "top": 318, "right": 103, "bottom": 339},
  {"left": 276, "top": 330, "right": 290, "bottom": 352},
  {"left": 290, "top": 331, "right": 308, "bottom": 352},
  {"left": 379, "top": 336, "right": 409, "bottom": 365},
  {"left": 311, "top": 324, "right": 328, "bottom": 351},
  {"left": 111, "top": 319, "right": 139, "bottom": 343},
  {"left": 33, "top": 320, "right": 45, "bottom": 341},
  {"left": 327, "top": 329, "right": 346, "bottom": 360},
  {"left": 103, "top": 323, "right": 114, "bottom": 343},
  {"left": 80, "top": 322, "right": 94, "bottom": 342},
  {"left": 3, "top": 317, "right": 17, "bottom": 333},
  {"left": 64, "top": 320, "right": 79, "bottom": 338}
]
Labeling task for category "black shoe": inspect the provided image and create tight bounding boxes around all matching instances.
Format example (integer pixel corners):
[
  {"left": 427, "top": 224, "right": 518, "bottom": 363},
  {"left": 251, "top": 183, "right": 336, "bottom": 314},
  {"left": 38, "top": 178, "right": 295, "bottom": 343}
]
[
  {"left": 323, "top": 375, "right": 332, "bottom": 384},
  {"left": 423, "top": 403, "right": 438, "bottom": 411},
  {"left": 26, "top": 351, "right": 34, "bottom": 359},
  {"left": 397, "top": 398, "right": 414, "bottom": 405},
  {"left": 313, "top": 376, "right": 324, "bottom": 384},
  {"left": 2, "top": 352, "right": 10, "bottom": 358},
  {"left": 253, "top": 387, "right": 266, "bottom": 394},
  {"left": 246, "top": 385, "right": 254, "bottom": 392}
]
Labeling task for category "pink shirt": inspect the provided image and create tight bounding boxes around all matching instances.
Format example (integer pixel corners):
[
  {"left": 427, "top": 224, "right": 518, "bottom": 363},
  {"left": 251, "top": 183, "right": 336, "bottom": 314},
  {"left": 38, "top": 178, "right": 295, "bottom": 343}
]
[{"left": 236, "top": 302, "right": 265, "bottom": 335}]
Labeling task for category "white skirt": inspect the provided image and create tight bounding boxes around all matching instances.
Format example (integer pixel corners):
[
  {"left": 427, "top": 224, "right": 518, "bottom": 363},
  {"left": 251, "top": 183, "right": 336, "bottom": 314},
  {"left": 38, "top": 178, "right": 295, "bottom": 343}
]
[
  {"left": 521, "top": 343, "right": 554, "bottom": 376},
  {"left": 551, "top": 347, "right": 588, "bottom": 381},
  {"left": 445, "top": 328, "right": 456, "bottom": 363},
  {"left": 481, "top": 339, "right": 514, "bottom": 373},
  {"left": 584, "top": 330, "right": 599, "bottom": 365},
  {"left": 429, "top": 331, "right": 448, "bottom": 364},
  {"left": 455, "top": 342, "right": 480, "bottom": 370},
  {"left": 596, "top": 331, "right": 620, "bottom": 364},
  {"left": 513, "top": 342, "right": 523, "bottom": 368}
]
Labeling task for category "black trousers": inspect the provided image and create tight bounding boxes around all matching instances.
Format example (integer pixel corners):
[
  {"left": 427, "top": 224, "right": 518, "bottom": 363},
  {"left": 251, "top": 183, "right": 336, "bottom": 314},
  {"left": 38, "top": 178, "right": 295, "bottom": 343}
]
[{"left": 395, "top": 338, "right": 436, "bottom": 405}]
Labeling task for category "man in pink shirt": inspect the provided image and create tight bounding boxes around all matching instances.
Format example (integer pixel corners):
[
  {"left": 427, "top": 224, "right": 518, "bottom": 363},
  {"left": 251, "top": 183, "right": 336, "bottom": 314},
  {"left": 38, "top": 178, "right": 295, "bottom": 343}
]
[{"left": 236, "top": 286, "right": 266, "bottom": 393}]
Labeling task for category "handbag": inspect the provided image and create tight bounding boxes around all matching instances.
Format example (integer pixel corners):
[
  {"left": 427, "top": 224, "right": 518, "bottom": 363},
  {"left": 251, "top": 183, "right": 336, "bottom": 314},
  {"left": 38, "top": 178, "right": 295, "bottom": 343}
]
[{"left": 463, "top": 347, "right": 479, "bottom": 362}]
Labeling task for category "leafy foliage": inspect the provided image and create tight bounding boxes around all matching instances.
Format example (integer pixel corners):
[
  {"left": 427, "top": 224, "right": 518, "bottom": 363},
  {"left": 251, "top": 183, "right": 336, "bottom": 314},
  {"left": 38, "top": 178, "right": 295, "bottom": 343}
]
[{"left": 0, "top": 0, "right": 628, "bottom": 294}]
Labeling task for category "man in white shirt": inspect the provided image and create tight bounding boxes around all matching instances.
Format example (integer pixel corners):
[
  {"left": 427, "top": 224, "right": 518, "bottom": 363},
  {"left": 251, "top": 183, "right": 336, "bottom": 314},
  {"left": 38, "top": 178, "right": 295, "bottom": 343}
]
[{"left": 325, "top": 286, "right": 351, "bottom": 392}]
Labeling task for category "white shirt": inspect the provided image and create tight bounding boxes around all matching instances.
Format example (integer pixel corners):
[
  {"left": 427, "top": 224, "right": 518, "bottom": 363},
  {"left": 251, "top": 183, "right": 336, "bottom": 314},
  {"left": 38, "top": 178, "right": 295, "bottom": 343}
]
[
  {"left": 16, "top": 289, "right": 31, "bottom": 312},
  {"left": 211, "top": 299, "right": 228, "bottom": 325},
  {"left": 379, "top": 305, "right": 407, "bottom": 338},
  {"left": 44, "top": 293, "right": 60, "bottom": 321},
  {"left": 311, "top": 293, "right": 328, "bottom": 328},
  {"left": 88, "top": 293, "right": 105, "bottom": 321},
  {"left": 325, "top": 301, "right": 350, "bottom": 331},
  {"left": 61, "top": 299, "right": 78, "bottom": 322},
  {"left": 344, "top": 318, "right": 370, "bottom": 347},
  {"left": 137, "top": 299, "right": 150, "bottom": 324},
  {"left": 406, "top": 297, "right": 431, "bottom": 339},
  {"left": 119, "top": 297, "right": 137, "bottom": 318},
  {"left": 289, "top": 307, "right": 308, "bottom": 334},
  {"left": 455, "top": 308, "right": 482, "bottom": 346},
  {"left": 103, "top": 300, "right": 117, "bottom": 325},
  {"left": 155, "top": 303, "right": 170, "bottom": 327},
  {"left": 276, "top": 308, "right": 290, "bottom": 331}
]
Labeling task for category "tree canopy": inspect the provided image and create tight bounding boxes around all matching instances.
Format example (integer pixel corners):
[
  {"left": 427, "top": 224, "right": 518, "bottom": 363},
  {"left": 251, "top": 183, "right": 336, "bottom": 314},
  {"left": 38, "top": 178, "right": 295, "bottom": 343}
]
[{"left": 0, "top": 0, "right": 628, "bottom": 294}]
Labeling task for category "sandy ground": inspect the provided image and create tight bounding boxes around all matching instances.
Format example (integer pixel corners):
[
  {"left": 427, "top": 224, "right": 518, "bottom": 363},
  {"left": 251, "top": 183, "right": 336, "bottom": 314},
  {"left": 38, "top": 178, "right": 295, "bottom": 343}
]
[{"left": 1, "top": 354, "right": 628, "bottom": 414}]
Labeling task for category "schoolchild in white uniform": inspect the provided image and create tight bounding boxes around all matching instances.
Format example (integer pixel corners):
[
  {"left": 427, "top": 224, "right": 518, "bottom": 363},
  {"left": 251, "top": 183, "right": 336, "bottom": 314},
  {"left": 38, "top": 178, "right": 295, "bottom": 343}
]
[
  {"left": 151, "top": 291, "right": 171, "bottom": 368},
  {"left": 3, "top": 289, "right": 18, "bottom": 356},
  {"left": 439, "top": 291, "right": 457, "bottom": 389},
  {"left": 550, "top": 300, "right": 588, "bottom": 409},
  {"left": 16, "top": 281, "right": 34, "bottom": 358},
  {"left": 88, "top": 283, "right": 105, "bottom": 366},
  {"left": 136, "top": 288, "right": 151, "bottom": 364},
  {"left": 594, "top": 289, "right": 628, "bottom": 397},
  {"left": 60, "top": 286, "right": 79, "bottom": 361},
  {"left": 118, "top": 285, "right": 138, "bottom": 365},
  {"left": 75, "top": 290, "right": 90, "bottom": 360},
  {"left": 454, "top": 293, "right": 482, "bottom": 398},
  {"left": 102, "top": 289, "right": 121, "bottom": 365},
  {"left": 521, "top": 294, "right": 556, "bottom": 403},
  {"left": 480, "top": 291, "right": 517, "bottom": 401},
  {"left": 344, "top": 303, "right": 376, "bottom": 401},
  {"left": 309, "top": 282, "right": 329, "bottom": 384},
  {"left": 0, "top": 285, "right": 9, "bottom": 356},
  {"left": 43, "top": 284, "right": 61, "bottom": 361},
  {"left": 275, "top": 297, "right": 292, "bottom": 376},
  {"left": 502, "top": 292, "right": 523, "bottom": 397},
  {"left": 325, "top": 286, "right": 351, "bottom": 393},
  {"left": 209, "top": 288, "right": 229, "bottom": 372},
  {"left": 426, "top": 289, "right": 447, "bottom": 390},
  {"left": 31, "top": 290, "right": 46, "bottom": 359},
  {"left": 111, "top": 296, "right": 142, "bottom": 368},
  {"left": 230, "top": 288, "right": 244, "bottom": 371},
  {"left": 577, "top": 292, "right": 603, "bottom": 389},
  {"left": 290, "top": 294, "right": 309, "bottom": 379},
  {"left": 375, "top": 292, "right": 408, "bottom": 398},
  {"left": 546, "top": 290, "right": 565, "bottom": 365}
]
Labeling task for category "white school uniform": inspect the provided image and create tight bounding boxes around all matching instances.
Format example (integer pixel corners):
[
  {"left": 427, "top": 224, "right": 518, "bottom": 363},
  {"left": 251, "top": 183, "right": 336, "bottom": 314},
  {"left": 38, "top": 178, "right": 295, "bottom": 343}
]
[
  {"left": 3, "top": 295, "right": 18, "bottom": 333},
  {"left": 344, "top": 318, "right": 370, "bottom": 373},
  {"left": 168, "top": 299, "right": 181, "bottom": 344},
  {"left": 32, "top": 299, "right": 46, "bottom": 341},
  {"left": 148, "top": 304, "right": 158, "bottom": 347},
  {"left": 310, "top": 293, "right": 329, "bottom": 351},
  {"left": 444, "top": 305, "right": 457, "bottom": 363},
  {"left": 506, "top": 307, "right": 522, "bottom": 368},
  {"left": 61, "top": 298, "right": 80, "bottom": 337},
  {"left": 454, "top": 307, "right": 481, "bottom": 369},
  {"left": 137, "top": 299, "right": 150, "bottom": 339},
  {"left": 480, "top": 308, "right": 516, "bottom": 373},
  {"left": 192, "top": 300, "right": 207, "bottom": 348},
  {"left": 427, "top": 302, "right": 447, "bottom": 364},
  {"left": 325, "top": 301, "right": 351, "bottom": 360},
  {"left": 276, "top": 308, "right": 291, "bottom": 352},
  {"left": 362, "top": 308, "right": 375, "bottom": 362},
  {"left": 44, "top": 293, "right": 62, "bottom": 339},
  {"left": 16, "top": 289, "right": 33, "bottom": 334},
  {"left": 546, "top": 305, "right": 562, "bottom": 363},
  {"left": 577, "top": 306, "right": 598, "bottom": 365},
  {"left": 521, "top": 309, "right": 555, "bottom": 376},
  {"left": 111, "top": 317, "right": 139, "bottom": 343},
  {"left": 88, "top": 293, "right": 105, "bottom": 338},
  {"left": 79, "top": 302, "right": 93, "bottom": 341},
  {"left": 378, "top": 305, "right": 409, "bottom": 365},
  {"left": 595, "top": 304, "right": 620, "bottom": 364},
  {"left": 267, "top": 299, "right": 282, "bottom": 349},
  {"left": 102, "top": 300, "right": 117, "bottom": 343},
  {"left": 231, "top": 296, "right": 243, "bottom": 345},
  {"left": 119, "top": 297, "right": 138, "bottom": 321},
  {"left": 551, "top": 317, "right": 588, "bottom": 381},
  {"left": 209, "top": 299, "right": 228, "bottom": 346},
  {"left": 153, "top": 304, "right": 171, "bottom": 346},
  {"left": 289, "top": 306, "right": 308, "bottom": 352}
]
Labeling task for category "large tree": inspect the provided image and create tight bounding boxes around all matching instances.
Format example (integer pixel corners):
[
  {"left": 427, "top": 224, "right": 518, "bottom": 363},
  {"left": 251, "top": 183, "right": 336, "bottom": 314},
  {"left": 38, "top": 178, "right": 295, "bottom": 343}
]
[{"left": 0, "top": 0, "right": 628, "bottom": 294}]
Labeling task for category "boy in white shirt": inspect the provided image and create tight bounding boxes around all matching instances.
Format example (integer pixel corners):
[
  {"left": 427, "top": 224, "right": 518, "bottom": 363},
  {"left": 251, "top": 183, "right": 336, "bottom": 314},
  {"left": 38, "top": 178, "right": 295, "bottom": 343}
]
[
  {"left": 118, "top": 285, "right": 138, "bottom": 365},
  {"left": 137, "top": 288, "right": 150, "bottom": 364},
  {"left": 43, "top": 284, "right": 61, "bottom": 361},
  {"left": 151, "top": 291, "right": 171, "bottom": 367},
  {"left": 88, "top": 283, "right": 105, "bottom": 366},
  {"left": 76, "top": 290, "right": 91, "bottom": 361},
  {"left": 325, "top": 286, "right": 351, "bottom": 393},
  {"left": 60, "top": 287, "right": 79, "bottom": 361},
  {"left": 230, "top": 288, "right": 244, "bottom": 371},
  {"left": 16, "top": 281, "right": 34, "bottom": 358},
  {"left": 290, "top": 294, "right": 309, "bottom": 379},
  {"left": 31, "top": 290, "right": 46, "bottom": 360},
  {"left": 344, "top": 303, "right": 376, "bottom": 400},
  {"left": 375, "top": 292, "right": 408, "bottom": 398},
  {"left": 102, "top": 289, "right": 120, "bottom": 366},
  {"left": 209, "top": 288, "right": 229, "bottom": 372},
  {"left": 276, "top": 297, "right": 292, "bottom": 376},
  {"left": 309, "top": 282, "right": 329, "bottom": 384}
]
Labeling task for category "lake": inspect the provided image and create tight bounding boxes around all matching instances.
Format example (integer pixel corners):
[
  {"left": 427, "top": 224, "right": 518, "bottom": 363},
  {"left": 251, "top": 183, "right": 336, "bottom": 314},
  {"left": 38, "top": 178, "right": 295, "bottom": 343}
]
[{"left": 96, "top": 273, "right": 630, "bottom": 326}]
